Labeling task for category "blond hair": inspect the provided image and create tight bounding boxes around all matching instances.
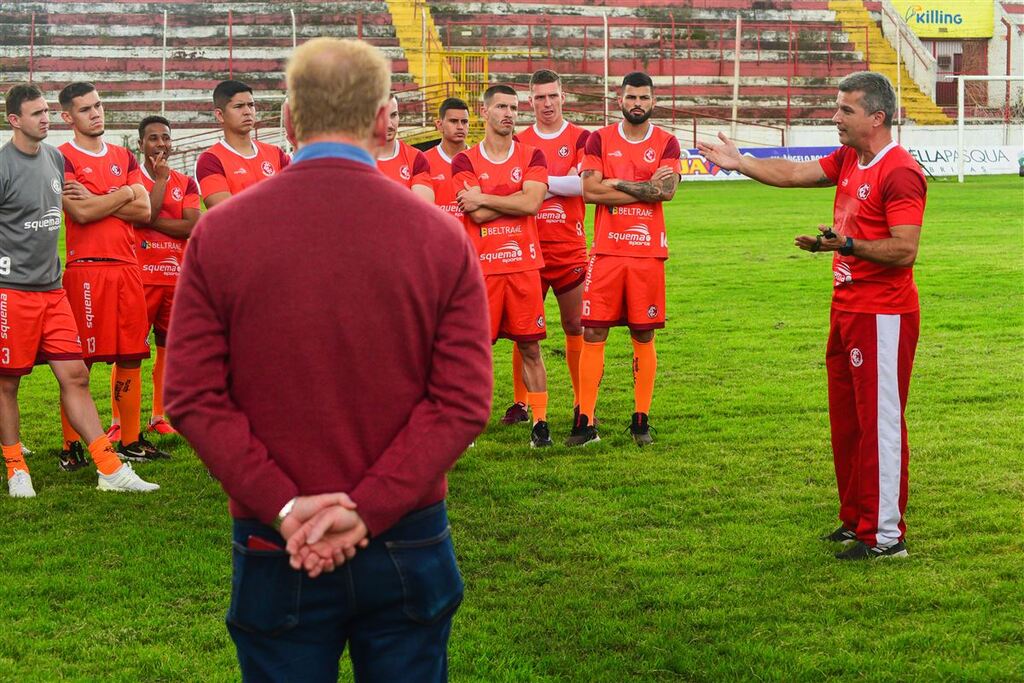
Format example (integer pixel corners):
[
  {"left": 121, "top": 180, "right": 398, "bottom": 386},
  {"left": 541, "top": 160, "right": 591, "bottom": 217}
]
[{"left": 285, "top": 38, "right": 391, "bottom": 142}]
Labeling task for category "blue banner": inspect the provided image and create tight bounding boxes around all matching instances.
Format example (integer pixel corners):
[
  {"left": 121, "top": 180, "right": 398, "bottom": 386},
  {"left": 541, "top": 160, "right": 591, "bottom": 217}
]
[{"left": 680, "top": 146, "right": 839, "bottom": 181}]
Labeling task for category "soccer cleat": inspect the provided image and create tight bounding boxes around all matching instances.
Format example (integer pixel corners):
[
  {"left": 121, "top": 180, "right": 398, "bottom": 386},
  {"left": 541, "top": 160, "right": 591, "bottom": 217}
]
[
  {"left": 628, "top": 412, "right": 654, "bottom": 446},
  {"left": 530, "top": 421, "right": 553, "bottom": 448},
  {"left": 97, "top": 463, "right": 160, "bottom": 492},
  {"left": 821, "top": 526, "right": 858, "bottom": 545},
  {"left": 147, "top": 417, "right": 177, "bottom": 435},
  {"left": 835, "top": 541, "right": 909, "bottom": 560},
  {"left": 565, "top": 415, "right": 600, "bottom": 447},
  {"left": 8, "top": 469, "right": 36, "bottom": 498},
  {"left": 500, "top": 402, "right": 530, "bottom": 425},
  {"left": 59, "top": 441, "right": 90, "bottom": 472},
  {"left": 105, "top": 423, "right": 121, "bottom": 444}
]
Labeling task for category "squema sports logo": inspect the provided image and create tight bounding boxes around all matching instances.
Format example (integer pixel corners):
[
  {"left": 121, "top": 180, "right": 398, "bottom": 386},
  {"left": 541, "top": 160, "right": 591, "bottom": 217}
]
[{"left": 903, "top": 4, "right": 963, "bottom": 26}]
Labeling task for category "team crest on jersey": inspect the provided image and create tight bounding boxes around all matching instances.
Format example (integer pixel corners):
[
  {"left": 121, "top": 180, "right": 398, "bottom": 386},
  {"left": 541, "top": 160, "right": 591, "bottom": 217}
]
[
  {"left": 857, "top": 183, "right": 871, "bottom": 200},
  {"left": 647, "top": 305, "right": 658, "bottom": 319},
  {"left": 400, "top": 165, "right": 411, "bottom": 181},
  {"left": 51, "top": 178, "right": 61, "bottom": 194},
  {"left": 511, "top": 167, "right": 522, "bottom": 183},
  {"left": 171, "top": 187, "right": 184, "bottom": 202},
  {"left": 558, "top": 145, "right": 570, "bottom": 158},
  {"left": 536, "top": 315, "right": 545, "bottom": 328},
  {"left": 850, "top": 348, "right": 863, "bottom": 367},
  {"left": 643, "top": 148, "right": 656, "bottom": 163},
  {"left": 261, "top": 161, "right": 275, "bottom": 176},
  {"left": 110, "top": 164, "right": 122, "bottom": 177}
]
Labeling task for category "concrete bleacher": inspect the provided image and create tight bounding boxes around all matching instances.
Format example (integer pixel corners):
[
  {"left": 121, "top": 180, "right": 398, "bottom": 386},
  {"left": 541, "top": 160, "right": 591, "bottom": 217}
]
[
  {"left": 427, "top": 0, "right": 868, "bottom": 124},
  {"left": 0, "top": 1, "right": 412, "bottom": 128}
]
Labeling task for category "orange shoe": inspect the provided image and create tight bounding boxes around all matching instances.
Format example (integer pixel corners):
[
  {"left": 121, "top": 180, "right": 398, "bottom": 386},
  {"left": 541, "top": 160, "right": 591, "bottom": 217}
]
[
  {"left": 105, "top": 423, "right": 121, "bottom": 444},
  {"left": 147, "top": 417, "right": 177, "bottom": 436}
]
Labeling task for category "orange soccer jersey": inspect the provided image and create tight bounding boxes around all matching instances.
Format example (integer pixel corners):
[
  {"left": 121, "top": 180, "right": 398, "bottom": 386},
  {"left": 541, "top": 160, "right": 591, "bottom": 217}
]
[
  {"left": 59, "top": 141, "right": 142, "bottom": 264},
  {"left": 135, "top": 167, "right": 200, "bottom": 287},
  {"left": 423, "top": 145, "right": 463, "bottom": 221},
  {"left": 581, "top": 122, "right": 681, "bottom": 260},
  {"left": 516, "top": 122, "right": 589, "bottom": 248},
  {"left": 377, "top": 140, "right": 432, "bottom": 191},
  {"left": 194, "top": 139, "right": 289, "bottom": 200},
  {"left": 451, "top": 142, "right": 548, "bottom": 276}
]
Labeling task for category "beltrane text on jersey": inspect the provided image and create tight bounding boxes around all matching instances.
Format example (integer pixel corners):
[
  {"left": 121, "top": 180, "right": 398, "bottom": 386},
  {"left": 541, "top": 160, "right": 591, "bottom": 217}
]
[
  {"left": 481, "top": 225, "right": 524, "bottom": 236},
  {"left": 611, "top": 206, "right": 654, "bottom": 217}
]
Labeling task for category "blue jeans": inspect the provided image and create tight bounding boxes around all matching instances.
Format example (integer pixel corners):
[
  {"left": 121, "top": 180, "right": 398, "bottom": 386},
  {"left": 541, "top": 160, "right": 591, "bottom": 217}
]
[{"left": 227, "top": 501, "right": 463, "bottom": 682}]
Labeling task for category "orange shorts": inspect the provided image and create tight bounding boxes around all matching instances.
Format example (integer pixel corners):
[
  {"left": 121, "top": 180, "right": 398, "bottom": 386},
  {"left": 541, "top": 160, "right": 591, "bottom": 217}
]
[
  {"left": 62, "top": 263, "right": 150, "bottom": 364},
  {"left": 539, "top": 241, "right": 588, "bottom": 297},
  {"left": 485, "top": 270, "right": 547, "bottom": 344},
  {"left": 0, "top": 288, "right": 83, "bottom": 376},
  {"left": 581, "top": 254, "right": 666, "bottom": 331},
  {"left": 145, "top": 284, "right": 175, "bottom": 345}
]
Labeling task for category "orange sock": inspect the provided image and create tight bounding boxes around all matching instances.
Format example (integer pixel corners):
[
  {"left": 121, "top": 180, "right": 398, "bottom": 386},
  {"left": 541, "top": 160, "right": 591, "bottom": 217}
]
[
  {"left": 152, "top": 345, "right": 166, "bottom": 419},
  {"left": 3, "top": 443, "right": 27, "bottom": 478},
  {"left": 632, "top": 338, "right": 657, "bottom": 415},
  {"left": 565, "top": 334, "right": 583, "bottom": 406},
  {"left": 88, "top": 435, "right": 122, "bottom": 476},
  {"left": 114, "top": 366, "right": 142, "bottom": 445},
  {"left": 60, "top": 403, "right": 81, "bottom": 448},
  {"left": 526, "top": 391, "right": 548, "bottom": 423},
  {"left": 511, "top": 345, "right": 528, "bottom": 406},
  {"left": 109, "top": 366, "right": 120, "bottom": 424},
  {"left": 578, "top": 340, "right": 605, "bottom": 422}
]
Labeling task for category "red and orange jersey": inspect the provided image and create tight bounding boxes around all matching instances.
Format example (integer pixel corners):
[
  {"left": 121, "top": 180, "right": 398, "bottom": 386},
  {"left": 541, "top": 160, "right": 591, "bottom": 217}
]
[
  {"left": 819, "top": 142, "right": 926, "bottom": 314},
  {"left": 135, "top": 166, "right": 200, "bottom": 286},
  {"left": 59, "top": 140, "right": 143, "bottom": 265},
  {"left": 582, "top": 122, "right": 681, "bottom": 260},
  {"left": 423, "top": 144, "right": 464, "bottom": 221},
  {"left": 194, "top": 139, "right": 289, "bottom": 201},
  {"left": 377, "top": 140, "right": 432, "bottom": 191},
  {"left": 516, "top": 122, "right": 589, "bottom": 246},
  {"left": 452, "top": 141, "right": 548, "bottom": 276}
]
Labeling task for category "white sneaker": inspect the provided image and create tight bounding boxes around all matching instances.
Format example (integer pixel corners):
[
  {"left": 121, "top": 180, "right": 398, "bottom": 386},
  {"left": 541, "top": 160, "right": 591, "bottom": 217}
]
[
  {"left": 8, "top": 469, "right": 36, "bottom": 498},
  {"left": 97, "top": 463, "right": 160, "bottom": 492}
]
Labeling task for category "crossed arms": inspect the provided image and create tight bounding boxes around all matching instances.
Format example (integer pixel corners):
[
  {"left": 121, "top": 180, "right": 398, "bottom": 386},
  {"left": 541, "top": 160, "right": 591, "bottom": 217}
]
[{"left": 63, "top": 182, "right": 151, "bottom": 225}]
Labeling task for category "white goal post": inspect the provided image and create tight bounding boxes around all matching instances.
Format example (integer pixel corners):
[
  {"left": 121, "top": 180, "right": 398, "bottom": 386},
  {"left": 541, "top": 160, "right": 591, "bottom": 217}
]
[{"left": 957, "top": 75, "right": 1024, "bottom": 183}]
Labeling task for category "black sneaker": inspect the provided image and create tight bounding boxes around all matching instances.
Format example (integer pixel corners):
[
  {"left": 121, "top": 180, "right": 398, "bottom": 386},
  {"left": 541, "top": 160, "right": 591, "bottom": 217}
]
[
  {"left": 500, "top": 402, "right": 530, "bottom": 425},
  {"left": 628, "top": 412, "right": 653, "bottom": 446},
  {"left": 118, "top": 437, "right": 170, "bottom": 462},
  {"left": 138, "top": 436, "right": 171, "bottom": 460},
  {"left": 58, "top": 441, "right": 89, "bottom": 472},
  {"left": 530, "top": 421, "right": 553, "bottom": 448},
  {"left": 572, "top": 405, "right": 599, "bottom": 427},
  {"left": 565, "top": 415, "right": 600, "bottom": 447},
  {"left": 835, "top": 541, "right": 909, "bottom": 560},
  {"left": 821, "top": 526, "right": 858, "bottom": 545}
]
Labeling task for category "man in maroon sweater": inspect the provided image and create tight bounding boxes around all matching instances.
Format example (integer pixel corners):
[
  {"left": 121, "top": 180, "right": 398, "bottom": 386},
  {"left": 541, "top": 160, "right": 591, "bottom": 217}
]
[{"left": 164, "top": 38, "right": 492, "bottom": 682}]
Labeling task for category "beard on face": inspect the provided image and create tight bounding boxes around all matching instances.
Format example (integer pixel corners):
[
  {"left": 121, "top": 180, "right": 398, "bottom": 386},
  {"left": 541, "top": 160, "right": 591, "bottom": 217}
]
[{"left": 621, "top": 106, "right": 652, "bottom": 125}]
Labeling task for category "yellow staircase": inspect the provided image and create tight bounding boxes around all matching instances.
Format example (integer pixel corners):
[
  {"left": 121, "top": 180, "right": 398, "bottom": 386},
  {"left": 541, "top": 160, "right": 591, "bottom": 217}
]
[
  {"left": 385, "top": 0, "right": 454, "bottom": 93},
  {"left": 829, "top": 0, "right": 951, "bottom": 124}
]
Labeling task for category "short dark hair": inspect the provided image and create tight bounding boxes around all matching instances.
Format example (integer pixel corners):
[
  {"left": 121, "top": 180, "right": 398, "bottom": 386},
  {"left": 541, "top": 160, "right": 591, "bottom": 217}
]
[
  {"left": 838, "top": 71, "right": 896, "bottom": 127},
  {"left": 438, "top": 97, "right": 469, "bottom": 119},
  {"left": 138, "top": 115, "right": 171, "bottom": 139},
  {"left": 58, "top": 82, "right": 96, "bottom": 108},
  {"left": 483, "top": 84, "right": 517, "bottom": 105},
  {"left": 213, "top": 80, "right": 253, "bottom": 109},
  {"left": 5, "top": 83, "right": 43, "bottom": 118},
  {"left": 621, "top": 71, "right": 654, "bottom": 91},
  {"left": 530, "top": 69, "right": 561, "bottom": 87}
]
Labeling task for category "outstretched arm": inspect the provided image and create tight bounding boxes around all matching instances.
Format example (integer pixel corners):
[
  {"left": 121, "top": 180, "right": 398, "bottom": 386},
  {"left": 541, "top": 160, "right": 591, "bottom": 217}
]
[{"left": 696, "top": 132, "right": 833, "bottom": 188}]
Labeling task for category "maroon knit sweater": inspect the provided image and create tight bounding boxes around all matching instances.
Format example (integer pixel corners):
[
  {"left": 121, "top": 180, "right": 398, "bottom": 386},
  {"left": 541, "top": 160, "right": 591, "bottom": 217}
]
[{"left": 164, "top": 156, "right": 493, "bottom": 535}]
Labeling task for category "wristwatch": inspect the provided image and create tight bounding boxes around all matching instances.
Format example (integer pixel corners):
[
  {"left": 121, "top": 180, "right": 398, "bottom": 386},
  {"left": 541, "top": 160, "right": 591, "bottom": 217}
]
[
  {"left": 839, "top": 237, "right": 855, "bottom": 256},
  {"left": 272, "top": 497, "right": 296, "bottom": 531}
]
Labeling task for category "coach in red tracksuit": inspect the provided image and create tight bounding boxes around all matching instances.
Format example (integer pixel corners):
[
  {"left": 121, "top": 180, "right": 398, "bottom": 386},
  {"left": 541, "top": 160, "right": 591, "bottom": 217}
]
[
  {"left": 698, "top": 71, "right": 926, "bottom": 560},
  {"left": 164, "top": 38, "right": 492, "bottom": 680}
]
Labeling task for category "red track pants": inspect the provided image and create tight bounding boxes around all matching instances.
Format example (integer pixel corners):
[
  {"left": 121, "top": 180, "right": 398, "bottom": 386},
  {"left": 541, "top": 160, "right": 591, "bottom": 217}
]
[{"left": 826, "top": 308, "right": 919, "bottom": 547}]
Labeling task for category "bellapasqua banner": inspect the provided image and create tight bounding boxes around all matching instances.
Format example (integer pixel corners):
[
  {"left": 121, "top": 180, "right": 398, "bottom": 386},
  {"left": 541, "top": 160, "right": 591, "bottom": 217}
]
[
  {"left": 891, "top": 0, "right": 993, "bottom": 38},
  {"left": 680, "top": 147, "right": 838, "bottom": 181}
]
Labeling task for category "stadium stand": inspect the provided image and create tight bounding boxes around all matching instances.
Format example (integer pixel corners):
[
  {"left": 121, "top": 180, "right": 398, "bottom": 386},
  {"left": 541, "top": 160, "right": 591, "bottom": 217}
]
[{"left": 0, "top": 1, "right": 413, "bottom": 128}]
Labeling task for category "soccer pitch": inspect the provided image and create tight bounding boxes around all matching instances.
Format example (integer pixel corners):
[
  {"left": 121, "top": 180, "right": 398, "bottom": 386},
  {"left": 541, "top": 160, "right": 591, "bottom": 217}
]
[{"left": 1, "top": 175, "right": 1021, "bottom": 681}]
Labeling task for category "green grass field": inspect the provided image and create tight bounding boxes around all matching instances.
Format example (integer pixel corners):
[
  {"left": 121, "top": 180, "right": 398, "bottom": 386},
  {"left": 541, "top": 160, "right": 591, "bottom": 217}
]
[{"left": 2, "top": 175, "right": 1021, "bottom": 681}]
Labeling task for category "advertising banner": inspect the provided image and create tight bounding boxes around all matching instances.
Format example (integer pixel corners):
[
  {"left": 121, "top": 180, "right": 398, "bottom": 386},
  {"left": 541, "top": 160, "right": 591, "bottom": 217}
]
[
  {"left": 890, "top": 0, "right": 993, "bottom": 38},
  {"left": 680, "top": 147, "right": 837, "bottom": 181}
]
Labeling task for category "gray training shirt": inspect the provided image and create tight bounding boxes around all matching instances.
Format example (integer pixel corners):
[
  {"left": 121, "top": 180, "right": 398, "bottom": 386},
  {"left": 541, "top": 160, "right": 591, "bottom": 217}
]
[{"left": 0, "top": 141, "right": 64, "bottom": 291}]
